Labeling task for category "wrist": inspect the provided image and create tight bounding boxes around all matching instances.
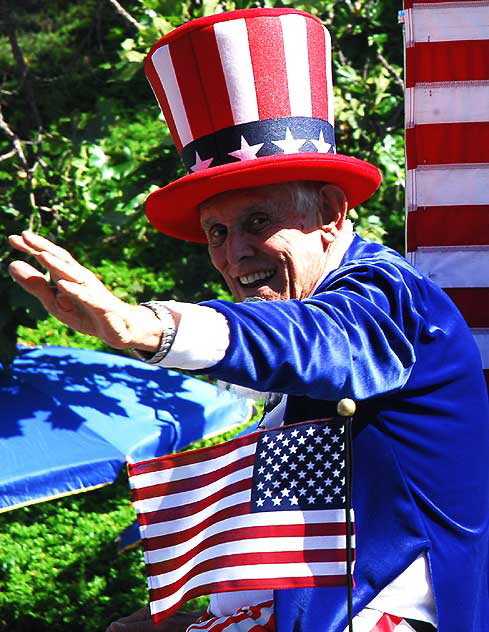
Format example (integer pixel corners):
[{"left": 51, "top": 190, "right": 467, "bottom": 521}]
[{"left": 130, "top": 302, "right": 177, "bottom": 364}]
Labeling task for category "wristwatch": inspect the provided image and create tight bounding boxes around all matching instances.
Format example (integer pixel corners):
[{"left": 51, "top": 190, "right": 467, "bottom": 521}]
[{"left": 130, "top": 301, "right": 177, "bottom": 364}]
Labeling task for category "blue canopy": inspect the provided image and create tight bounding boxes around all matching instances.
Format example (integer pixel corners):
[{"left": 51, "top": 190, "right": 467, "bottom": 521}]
[{"left": 0, "top": 345, "right": 252, "bottom": 512}]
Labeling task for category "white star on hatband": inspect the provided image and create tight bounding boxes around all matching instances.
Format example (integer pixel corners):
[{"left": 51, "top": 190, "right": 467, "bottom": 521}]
[
  {"left": 228, "top": 136, "right": 264, "bottom": 161},
  {"left": 272, "top": 128, "right": 308, "bottom": 154}
]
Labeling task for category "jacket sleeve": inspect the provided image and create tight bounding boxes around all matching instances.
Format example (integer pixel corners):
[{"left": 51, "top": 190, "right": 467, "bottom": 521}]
[{"left": 199, "top": 261, "right": 422, "bottom": 401}]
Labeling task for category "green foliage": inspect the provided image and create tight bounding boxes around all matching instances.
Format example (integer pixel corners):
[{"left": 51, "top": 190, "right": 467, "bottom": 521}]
[{"left": 0, "top": 471, "right": 208, "bottom": 632}]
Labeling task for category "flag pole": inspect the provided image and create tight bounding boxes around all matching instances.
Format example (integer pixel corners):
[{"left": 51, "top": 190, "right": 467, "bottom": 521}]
[{"left": 337, "top": 398, "right": 356, "bottom": 632}]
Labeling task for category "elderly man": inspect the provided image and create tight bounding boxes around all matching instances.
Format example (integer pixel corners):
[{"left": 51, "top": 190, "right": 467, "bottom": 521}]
[{"left": 8, "top": 7, "right": 489, "bottom": 632}]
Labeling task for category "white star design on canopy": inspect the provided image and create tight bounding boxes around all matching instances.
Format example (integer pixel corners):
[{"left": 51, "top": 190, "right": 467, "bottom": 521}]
[
  {"left": 190, "top": 151, "right": 214, "bottom": 172},
  {"left": 272, "top": 128, "right": 309, "bottom": 154},
  {"left": 228, "top": 136, "right": 264, "bottom": 161},
  {"left": 310, "top": 129, "right": 332, "bottom": 154}
]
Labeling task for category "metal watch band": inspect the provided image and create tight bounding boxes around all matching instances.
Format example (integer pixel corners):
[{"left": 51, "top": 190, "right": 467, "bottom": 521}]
[{"left": 130, "top": 301, "right": 177, "bottom": 364}]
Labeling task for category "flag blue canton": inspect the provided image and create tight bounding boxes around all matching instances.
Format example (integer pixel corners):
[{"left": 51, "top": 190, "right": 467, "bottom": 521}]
[{"left": 251, "top": 420, "right": 347, "bottom": 512}]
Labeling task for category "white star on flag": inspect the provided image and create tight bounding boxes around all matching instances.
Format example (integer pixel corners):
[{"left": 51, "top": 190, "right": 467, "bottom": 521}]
[
  {"left": 228, "top": 136, "right": 264, "bottom": 161},
  {"left": 272, "top": 128, "right": 308, "bottom": 154},
  {"left": 190, "top": 151, "right": 213, "bottom": 172},
  {"left": 310, "top": 129, "right": 332, "bottom": 154}
]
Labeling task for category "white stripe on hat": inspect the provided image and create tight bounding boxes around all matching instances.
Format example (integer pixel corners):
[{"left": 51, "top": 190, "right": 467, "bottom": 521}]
[
  {"left": 406, "top": 82, "right": 489, "bottom": 126},
  {"left": 151, "top": 45, "right": 193, "bottom": 147},
  {"left": 406, "top": 164, "right": 489, "bottom": 208},
  {"left": 472, "top": 329, "right": 489, "bottom": 369},
  {"left": 325, "top": 26, "right": 335, "bottom": 133},
  {"left": 214, "top": 19, "right": 259, "bottom": 125},
  {"left": 280, "top": 14, "right": 312, "bottom": 117},
  {"left": 410, "top": 3, "right": 489, "bottom": 43},
  {"left": 408, "top": 245, "right": 489, "bottom": 288}
]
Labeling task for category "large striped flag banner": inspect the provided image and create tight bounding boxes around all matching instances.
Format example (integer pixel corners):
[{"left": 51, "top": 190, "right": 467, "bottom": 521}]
[
  {"left": 128, "top": 419, "right": 354, "bottom": 625},
  {"left": 402, "top": 0, "right": 489, "bottom": 387}
]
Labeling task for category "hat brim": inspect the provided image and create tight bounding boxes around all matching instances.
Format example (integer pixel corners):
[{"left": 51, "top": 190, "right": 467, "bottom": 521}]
[{"left": 146, "top": 152, "right": 382, "bottom": 243}]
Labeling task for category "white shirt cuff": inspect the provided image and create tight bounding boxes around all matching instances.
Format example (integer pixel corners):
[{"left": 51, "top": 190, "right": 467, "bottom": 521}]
[{"left": 154, "top": 301, "right": 230, "bottom": 370}]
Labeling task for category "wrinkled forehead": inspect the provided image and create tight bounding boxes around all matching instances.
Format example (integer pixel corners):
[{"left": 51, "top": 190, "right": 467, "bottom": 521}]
[{"left": 199, "top": 184, "right": 288, "bottom": 228}]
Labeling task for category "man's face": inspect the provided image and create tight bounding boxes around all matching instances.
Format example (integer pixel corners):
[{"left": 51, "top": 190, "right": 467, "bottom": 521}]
[{"left": 200, "top": 184, "right": 330, "bottom": 302}]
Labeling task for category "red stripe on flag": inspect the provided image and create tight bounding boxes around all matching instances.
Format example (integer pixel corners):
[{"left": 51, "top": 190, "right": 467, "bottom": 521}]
[
  {"left": 443, "top": 288, "right": 489, "bottom": 328},
  {"left": 132, "top": 453, "right": 254, "bottom": 502},
  {"left": 141, "top": 502, "right": 251, "bottom": 551},
  {"left": 189, "top": 25, "right": 235, "bottom": 131},
  {"left": 371, "top": 613, "right": 404, "bottom": 632},
  {"left": 406, "top": 207, "right": 489, "bottom": 249},
  {"left": 150, "top": 575, "right": 346, "bottom": 624},
  {"left": 406, "top": 123, "right": 489, "bottom": 170},
  {"left": 129, "top": 431, "right": 257, "bottom": 476},
  {"left": 405, "top": 0, "right": 479, "bottom": 5},
  {"left": 246, "top": 16, "right": 290, "bottom": 119},
  {"left": 145, "top": 522, "right": 350, "bottom": 576},
  {"left": 405, "top": 41, "right": 489, "bottom": 87},
  {"left": 306, "top": 18, "right": 328, "bottom": 120},
  {"left": 484, "top": 370, "right": 489, "bottom": 390},
  {"left": 136, "top": 477, "right": 251, "bottom": 526},
  {"left": 169, "top": 37, "right": 213, "bottom": 142},
  {"left": 147, "top": 547, "right": 347, "bottom": 579},
  {"left": 144, "top": 57, "right": 183, "bottom": 152}
]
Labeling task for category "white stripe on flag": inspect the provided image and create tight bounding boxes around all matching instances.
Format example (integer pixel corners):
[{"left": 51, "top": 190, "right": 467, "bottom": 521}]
[
  {"left": 408, "top": 245, "right": 489, "bottom": 288},
  {"left": 472, "top": 329, "right": 489, "bottom": 369},
  {"left": 133, "top": 467, "right": 253, "bottom": 514},
  {"left": 406, "top": 164, "right": 489, "bottom": 207},
  {"left": 280, "top": 14, "right": 312, "bottom": 117},
  {"left": 406, "top": 82, "right": 489, "bottom": 125},
  {"left": 130, "top": 441, "right": 256, "bottom": 488},
  {"left": 151, "top": 46, "right": 193, "bottom": 147},
  {"left": 410, "top": 3, "right": 489, "bottom": 43},
  {"left": 146, "top": 530, "right": 353, "bottom": 566},
  {"left": 214, "top": 19, "right": 259, "bottom": 125},
  {"left": 139, "top": 488, "right": 252, "bottom": 538},
  {"left": 147, "top": 533, "right": 350, "bottom": 589},
  {"left": 150, "top": 561, "right": 346, "bottom": 614}
]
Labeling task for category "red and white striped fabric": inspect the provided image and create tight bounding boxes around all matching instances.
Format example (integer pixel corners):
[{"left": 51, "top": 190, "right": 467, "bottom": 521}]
[
  {"left": 403, "top": 0, "right": 489, "bottom": 388},
  {"left": 145, "top": 10, "right": 333, "bottom": 155},
  {"left": 187, "top": 603, "right": 422, "bottom": 632}
]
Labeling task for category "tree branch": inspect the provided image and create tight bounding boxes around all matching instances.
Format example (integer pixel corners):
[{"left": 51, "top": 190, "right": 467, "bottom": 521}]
[
  {"left": 107, "top": 0, "right": 144, "bottom": 31},
  {"left": 376, "top": 48, "right": 404, "bottom": 93}
]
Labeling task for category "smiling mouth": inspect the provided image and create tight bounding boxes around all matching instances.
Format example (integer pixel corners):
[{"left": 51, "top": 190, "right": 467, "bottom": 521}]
[{"left": 238, "top": 269, "right": 275, "bottom": 288}]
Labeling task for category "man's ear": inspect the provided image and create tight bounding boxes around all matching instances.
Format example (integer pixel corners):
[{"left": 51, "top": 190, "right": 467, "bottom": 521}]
[{"left": 318, "top": 185, "right": 348, "bottom": 246}]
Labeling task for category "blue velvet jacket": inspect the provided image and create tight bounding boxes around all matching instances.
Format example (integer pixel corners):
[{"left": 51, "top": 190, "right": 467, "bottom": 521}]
[{"left": 200, "top": 236, "right": 489, "bottom": 632}]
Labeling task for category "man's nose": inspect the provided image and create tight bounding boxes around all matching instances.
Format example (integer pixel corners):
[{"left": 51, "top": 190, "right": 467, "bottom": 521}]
[{"left": 225, "top": 229, "right": 254, "bottom": 264}]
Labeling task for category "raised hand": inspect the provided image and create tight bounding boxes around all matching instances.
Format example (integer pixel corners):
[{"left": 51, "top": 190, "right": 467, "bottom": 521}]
[{"left": 8, "top": 231, "right": 163, "bottom": 352}]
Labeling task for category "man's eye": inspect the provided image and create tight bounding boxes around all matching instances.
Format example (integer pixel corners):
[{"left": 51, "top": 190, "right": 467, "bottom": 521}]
[
  {"left": 248, "top": 214, "right": 270, "bottom": 232},
  {"left": 208, "top": 225, "right": 226, "bottom": 245}
]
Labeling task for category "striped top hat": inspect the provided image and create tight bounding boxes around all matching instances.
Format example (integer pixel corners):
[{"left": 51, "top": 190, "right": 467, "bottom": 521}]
[{"left": 145, "top": 8, "right": 381, "bottom": 242}]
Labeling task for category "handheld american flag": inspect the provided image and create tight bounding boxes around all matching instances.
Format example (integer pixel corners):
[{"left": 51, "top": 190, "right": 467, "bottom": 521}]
[{"left": 128, "top": 418, "right": 354, "bottom": 624}]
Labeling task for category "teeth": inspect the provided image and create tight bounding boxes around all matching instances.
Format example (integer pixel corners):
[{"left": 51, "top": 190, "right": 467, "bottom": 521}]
[{"left": 239, "top": 270, "right": 274, "bottom": 286}]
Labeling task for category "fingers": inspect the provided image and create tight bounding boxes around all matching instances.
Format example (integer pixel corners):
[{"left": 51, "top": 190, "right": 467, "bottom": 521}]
[
  {"left": 8, "top": 260, "right": 58, "bottom": 309},
  {"left": 9, "top": 231, "right": 96, "bottom": 286},
  {"left": 9, "top": 230, "right": 76, "bottom": 263}
]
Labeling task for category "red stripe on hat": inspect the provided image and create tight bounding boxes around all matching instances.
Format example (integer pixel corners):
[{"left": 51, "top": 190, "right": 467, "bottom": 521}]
[
  {"left": 405, "top": 40, "right": 489, "bottom": 87},
  {"left": 169, "top": 36, "right": 213, "bottom": 143},
  {"left": 306, "top": 18, "right": 329, "bottom": 121},
  {"left": 246, "top": 16, "right": 290, "bottom": 120},
  {"left": 145, "top": 55, "right": 183, "bottom": 153},
  {"left": 406, "top": 206, "right": 489, "bottom": 250},
  {"left": 189, "top": 25, "right": 235, "bottom": 132},
  {"left": 406, "top": 123, "right": 489, "bottom": 170},
  {"left": 443, "top": 288, "right": 489, "bottom": 328}
]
